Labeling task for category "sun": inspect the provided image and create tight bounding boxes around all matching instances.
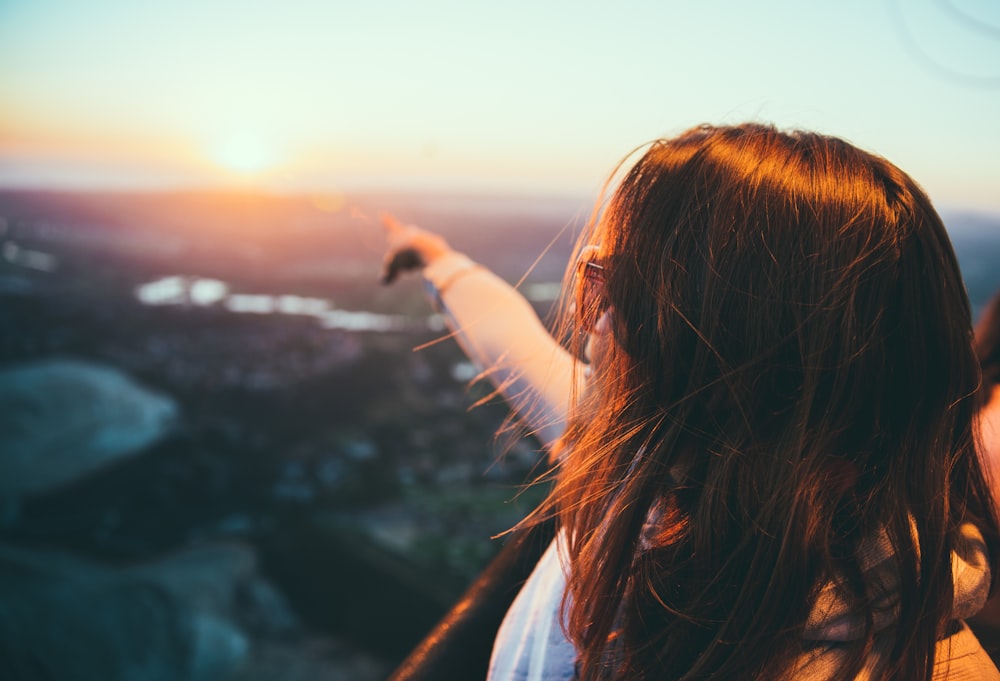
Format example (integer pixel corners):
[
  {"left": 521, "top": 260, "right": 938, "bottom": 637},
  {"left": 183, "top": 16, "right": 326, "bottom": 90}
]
[{"left": 207, "top": 132, "right": 279, "bottom": 175}]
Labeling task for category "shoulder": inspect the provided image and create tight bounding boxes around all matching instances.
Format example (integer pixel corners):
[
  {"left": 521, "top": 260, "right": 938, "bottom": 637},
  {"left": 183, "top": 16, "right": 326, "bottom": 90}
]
[
  {"left": 933, "top": 622, "right": 1000, "bottom": 681},
  {"left": 488, "top": 537, "right": 576, "bottom": 681}
]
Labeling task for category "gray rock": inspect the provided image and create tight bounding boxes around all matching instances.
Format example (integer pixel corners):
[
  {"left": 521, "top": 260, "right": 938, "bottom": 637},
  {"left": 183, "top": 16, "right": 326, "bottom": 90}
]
[
  {"left": 0, "top": 542, "right": 254, "bottom": 681},
  {"left": 0, "top": 358, "right": 178, "bottom": 498}
]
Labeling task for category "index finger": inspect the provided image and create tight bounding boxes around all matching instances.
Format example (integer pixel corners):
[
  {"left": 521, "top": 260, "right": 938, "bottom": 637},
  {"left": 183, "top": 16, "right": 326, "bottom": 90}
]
[{"left": 380, "top": 212, "right": 406, "bottom": 235}]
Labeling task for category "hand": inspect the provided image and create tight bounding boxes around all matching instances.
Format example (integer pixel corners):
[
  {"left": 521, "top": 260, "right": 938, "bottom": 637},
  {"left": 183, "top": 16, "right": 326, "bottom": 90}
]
[{"left": 380, "top": 213, "right": 453, "bottom": 284}]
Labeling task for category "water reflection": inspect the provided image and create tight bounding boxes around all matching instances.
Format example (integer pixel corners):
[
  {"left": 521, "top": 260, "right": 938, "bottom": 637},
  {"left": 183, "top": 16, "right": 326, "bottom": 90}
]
[
  {"left": 135, "top": 275, "right": 417, "bottom": 331},
  {"left": 2, "top": 240, "right": 58, "bottom": 272},
  {"left": 136, "top": 273, "right": 563, "bottom": 333}
]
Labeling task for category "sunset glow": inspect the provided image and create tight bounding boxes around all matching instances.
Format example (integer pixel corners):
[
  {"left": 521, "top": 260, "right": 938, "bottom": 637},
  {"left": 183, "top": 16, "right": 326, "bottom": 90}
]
[
  {"left": 0, "top": 0, "right": 998, "bottom": 210},
  {"left": 207, "top": 132, "right": 282, "bottom": 176}
]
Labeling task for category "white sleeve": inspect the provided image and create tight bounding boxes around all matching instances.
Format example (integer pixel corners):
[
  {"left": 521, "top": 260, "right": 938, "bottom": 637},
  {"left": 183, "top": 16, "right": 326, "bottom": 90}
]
[{"left": 423, "top": 252, "right": 585, "bottom": 450}]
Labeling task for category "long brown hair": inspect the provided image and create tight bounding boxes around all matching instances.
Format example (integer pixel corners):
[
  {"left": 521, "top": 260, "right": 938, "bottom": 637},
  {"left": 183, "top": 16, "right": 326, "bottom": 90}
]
[
  {"left": 977, "top": 290, "right": 1000, "bottom": 391},
  {"left": 539, "top": 124, "right": 999, "bottom": 680}
]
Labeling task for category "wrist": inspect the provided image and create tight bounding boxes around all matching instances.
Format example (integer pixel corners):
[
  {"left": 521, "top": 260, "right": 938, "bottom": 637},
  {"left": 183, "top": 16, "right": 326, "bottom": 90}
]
[{"left": 424, "top": 252, "right": 482, "bottom": 294}]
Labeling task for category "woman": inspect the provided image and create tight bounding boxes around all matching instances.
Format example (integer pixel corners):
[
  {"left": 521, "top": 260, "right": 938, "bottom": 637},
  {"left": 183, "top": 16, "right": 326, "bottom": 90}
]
[{"left": 382, "top": 123, "right": 1000, "bottom": 680}]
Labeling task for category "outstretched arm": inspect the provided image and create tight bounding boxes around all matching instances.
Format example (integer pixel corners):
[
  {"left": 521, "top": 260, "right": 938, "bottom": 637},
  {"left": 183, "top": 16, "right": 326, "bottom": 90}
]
[{"left": 381, "top": 214, "right": 582, "bottom": 451}]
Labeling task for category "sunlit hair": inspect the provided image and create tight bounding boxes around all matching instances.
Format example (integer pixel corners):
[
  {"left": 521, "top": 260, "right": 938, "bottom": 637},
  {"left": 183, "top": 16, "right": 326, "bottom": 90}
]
[
  {"left": 536, "top": 123, "right": 1000, "bottom": 680},
  {"left": 977, "top": 290, "right": 1000, "bottom": 391}
]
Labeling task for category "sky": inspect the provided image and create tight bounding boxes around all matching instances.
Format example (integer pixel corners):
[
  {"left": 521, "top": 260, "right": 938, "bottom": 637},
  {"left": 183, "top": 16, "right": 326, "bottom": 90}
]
[{"left": 1, "top": 0, "right": 999, "bottom": 212}]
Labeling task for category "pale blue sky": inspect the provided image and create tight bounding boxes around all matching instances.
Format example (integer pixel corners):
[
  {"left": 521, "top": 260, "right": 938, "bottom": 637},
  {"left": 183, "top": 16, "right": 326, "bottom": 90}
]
[{"left": 1, "top": 0, "right": 998, "bottom": 211}]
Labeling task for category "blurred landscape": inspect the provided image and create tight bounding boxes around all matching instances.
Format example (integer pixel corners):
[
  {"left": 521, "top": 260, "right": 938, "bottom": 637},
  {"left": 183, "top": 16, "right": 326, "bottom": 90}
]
[
  {"left": 0, "top": 188, "right": 584, "bottom": 680},
  {"left": 0, "top": 189, "right": 997, "bottom": 680}
]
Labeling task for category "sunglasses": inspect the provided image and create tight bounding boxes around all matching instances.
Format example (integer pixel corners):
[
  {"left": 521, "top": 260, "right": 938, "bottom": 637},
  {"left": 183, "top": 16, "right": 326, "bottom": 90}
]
[{"left": 575, "top": 245, "right": 608, "bottom": 331}]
